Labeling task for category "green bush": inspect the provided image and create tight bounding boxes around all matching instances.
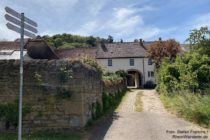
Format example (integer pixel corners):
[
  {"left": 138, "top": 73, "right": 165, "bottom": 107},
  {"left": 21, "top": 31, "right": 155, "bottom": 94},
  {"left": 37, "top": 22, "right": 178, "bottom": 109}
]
[
  {"left": 95, "top": 101, "right": 102, "bottom": 118},
  {"left": 102, "top": 88, "right": 127, "bottom": 113},
  {"left": 0, "top": 101, "right": 31, "bottom": 130},
  {"left": 0, "top": 130, "right": 82, "bottom": 140},
  {"left": 157, "top": 27, "right": 210, "bottom": 128},
  {"left": 81, "top": 56, "right": 103, "bottom": 73},
  {"left": 56, "top": 87, "right": 72, "bottom": 99},
  {"left": 115, "top": 70, "right": 127, "bottom": 78},
  {"left": 156, "top": 51, "right": 210, "bottom": 93},
  {"left": 144, "top": 80, "right": 156, "bottom": 89},
  {"left": 88, "top": 88, "right": 127, "bottom": 126},
  {"left": 102, "top": 93, "right": 110, "bottom": 112},
  {"left": 58, "top": 62, "right": 73, "bottom": 84}
]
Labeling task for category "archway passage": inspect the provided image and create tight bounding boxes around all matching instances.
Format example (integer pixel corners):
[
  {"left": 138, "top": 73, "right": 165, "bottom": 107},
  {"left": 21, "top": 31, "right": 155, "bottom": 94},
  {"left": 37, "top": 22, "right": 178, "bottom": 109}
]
[{"left": 126, "top": 70, "right": 142, "bottom": 88}]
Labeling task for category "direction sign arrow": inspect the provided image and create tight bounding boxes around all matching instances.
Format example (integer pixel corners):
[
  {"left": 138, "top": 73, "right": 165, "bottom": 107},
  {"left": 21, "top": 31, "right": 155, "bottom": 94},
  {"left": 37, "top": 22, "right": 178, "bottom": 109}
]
[
  {"left": 6, "top": 23, "right": 36, "bottom": 38},
  {"left": 5, "top": 14, "right": 38, "bottom": 33},
  {"left": 5, "top": 6, "right": 37, "bottom": 27}
]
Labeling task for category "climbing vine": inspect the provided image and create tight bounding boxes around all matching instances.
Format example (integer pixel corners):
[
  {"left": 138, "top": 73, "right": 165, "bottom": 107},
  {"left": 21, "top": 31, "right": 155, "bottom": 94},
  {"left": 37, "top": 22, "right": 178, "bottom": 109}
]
[
  {"left": 0, "top": 100, "right": 31, "bottom": 130},
  {"left": 56, "top": 62, "right": 73, "bottom": 99},
  {"left": 34, "top": 72, "right": 47, "bottom": 91}
]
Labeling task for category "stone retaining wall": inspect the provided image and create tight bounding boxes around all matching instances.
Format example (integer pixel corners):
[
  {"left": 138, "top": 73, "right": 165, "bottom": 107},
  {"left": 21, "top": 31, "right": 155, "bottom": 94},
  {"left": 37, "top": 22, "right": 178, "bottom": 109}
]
[{"left": 0, "top": 60, "right": 102, "bottom": 131}]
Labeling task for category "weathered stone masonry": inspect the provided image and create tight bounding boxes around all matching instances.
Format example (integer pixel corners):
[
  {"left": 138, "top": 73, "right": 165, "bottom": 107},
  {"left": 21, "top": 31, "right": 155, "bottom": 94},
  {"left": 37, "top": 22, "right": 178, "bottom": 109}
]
[{"left": 0, "top": 60, "right": 102, "bottom": 131}]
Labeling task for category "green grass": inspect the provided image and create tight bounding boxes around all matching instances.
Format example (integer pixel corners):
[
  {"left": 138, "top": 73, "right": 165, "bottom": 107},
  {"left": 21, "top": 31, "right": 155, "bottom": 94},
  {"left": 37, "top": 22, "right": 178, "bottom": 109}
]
[
  {"left": 115, "top": 89, "right": 130, "bottom": 112},
  {"left": 0, "top": 131, "right": 83, "bottom": 140},
  {"left": 160, "top": 92, "right": 210, "bottom": 128},
  {"left": 135, "top": 91, "right": 143, "bottom": 112}
]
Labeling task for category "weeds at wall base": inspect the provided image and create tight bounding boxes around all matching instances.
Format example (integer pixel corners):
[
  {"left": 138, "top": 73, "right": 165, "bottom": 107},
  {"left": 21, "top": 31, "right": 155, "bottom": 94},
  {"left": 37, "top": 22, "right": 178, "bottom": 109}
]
[{"left": 85, "top": 88, "right": 127, "bottom": 128}]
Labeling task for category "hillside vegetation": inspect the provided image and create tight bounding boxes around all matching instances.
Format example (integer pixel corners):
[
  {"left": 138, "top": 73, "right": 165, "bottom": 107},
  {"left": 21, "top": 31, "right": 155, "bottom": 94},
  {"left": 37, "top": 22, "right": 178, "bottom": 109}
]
[
  {"left": 153, "top": 27, "right": 210, "bottom": 128},
  {"left": 42, "top": 34, "right": 114, "bottom": 49}
]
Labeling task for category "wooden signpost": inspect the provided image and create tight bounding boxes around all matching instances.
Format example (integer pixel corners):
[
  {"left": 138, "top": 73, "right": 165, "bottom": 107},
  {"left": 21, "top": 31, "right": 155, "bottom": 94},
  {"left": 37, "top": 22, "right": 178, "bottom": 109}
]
[{"left": 4, "top": 6, "right": 38, "bottom": 140}]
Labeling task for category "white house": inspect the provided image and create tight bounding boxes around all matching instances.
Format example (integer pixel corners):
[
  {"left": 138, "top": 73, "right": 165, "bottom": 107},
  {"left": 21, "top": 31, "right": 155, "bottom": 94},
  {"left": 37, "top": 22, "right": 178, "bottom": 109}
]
[
  {"left": 57, "top": 40, "right": 156, "bottom": 88},
  {"left": 96, "top": 41, "right": 155, "bottom": 88}
]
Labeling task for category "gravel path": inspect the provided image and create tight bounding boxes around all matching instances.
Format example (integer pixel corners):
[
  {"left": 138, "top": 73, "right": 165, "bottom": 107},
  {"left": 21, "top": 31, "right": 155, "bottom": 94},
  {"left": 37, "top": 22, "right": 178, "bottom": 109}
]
[
  {"left": 116, "top": 89, "right": 138, "bottom": 112},
  {"left": 90, "top": 89, "right": 210, "bottom": 140},
  {"left": 142, "top": 90, "right": 167, "bottom": 114}
]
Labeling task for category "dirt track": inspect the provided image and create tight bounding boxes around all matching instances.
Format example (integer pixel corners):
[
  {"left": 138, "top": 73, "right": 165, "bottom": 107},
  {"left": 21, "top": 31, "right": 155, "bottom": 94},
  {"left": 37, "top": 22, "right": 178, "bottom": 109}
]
[{"left": 89, "top": 90, "right": 209, "bottom": 140}]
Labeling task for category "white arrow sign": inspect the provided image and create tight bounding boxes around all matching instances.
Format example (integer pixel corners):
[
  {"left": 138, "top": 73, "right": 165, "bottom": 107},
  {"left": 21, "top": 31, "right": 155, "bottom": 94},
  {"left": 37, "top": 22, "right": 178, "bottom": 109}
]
[
  {"left": 5, "top": 14, "right": 38, "bottom": 33},
  {"left": 6, "top": 23, "right": 36, "bottom": 38},
  {"left": 5, "top": 6, "right": 37, "bottom": 27}
]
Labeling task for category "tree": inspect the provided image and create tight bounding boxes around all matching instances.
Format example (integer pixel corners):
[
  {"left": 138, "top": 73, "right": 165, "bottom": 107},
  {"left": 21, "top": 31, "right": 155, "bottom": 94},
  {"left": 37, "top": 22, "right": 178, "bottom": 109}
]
[
  {"left": 107, "top": 35, "right": 114, "bottom": 43},
  {"left": 120, "top": 39, "right": 123, "bottom": 43},
  {"left": 156, "top": 27, "right": 210, "bottom": 93},
  {"left": 147, "top": 39, "right": 180, "bottom": 69},
  {"left": 187, "top": 26, "right": 210, "bottom": 56},
  {"left": 54, "top": 38, "right": 63, "bottom": 48},
  {"left": 134, "top": 39, "right": 139, "bottom": 42},
  {"left": 86, "top": 36, "right": 97, "bottom": 46}
]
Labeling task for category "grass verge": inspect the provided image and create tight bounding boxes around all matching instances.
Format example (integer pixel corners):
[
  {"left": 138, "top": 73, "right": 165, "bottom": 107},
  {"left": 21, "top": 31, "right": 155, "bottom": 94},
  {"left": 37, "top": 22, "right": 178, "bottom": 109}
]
[
  {"left": 85, "top": 88, "right": 128, "bottom": 128},
  {"left": 160, "top": 92, "right": 210, "bottom": 128},
  {"left": 135, "top": 91, "right": 143, "bottom": 112},
  {"left": 115, "top": 89, "right": 130, "bottom": 112},
  {"left": 0, "top": 131, "right": 83, "bottom": 140}
]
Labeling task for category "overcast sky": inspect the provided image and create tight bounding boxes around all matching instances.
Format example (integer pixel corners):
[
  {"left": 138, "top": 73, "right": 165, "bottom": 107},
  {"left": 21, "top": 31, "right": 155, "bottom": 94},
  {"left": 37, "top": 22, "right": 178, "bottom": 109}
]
[{"left": 0, "top": 0, "right": 210, "bottom": 43}]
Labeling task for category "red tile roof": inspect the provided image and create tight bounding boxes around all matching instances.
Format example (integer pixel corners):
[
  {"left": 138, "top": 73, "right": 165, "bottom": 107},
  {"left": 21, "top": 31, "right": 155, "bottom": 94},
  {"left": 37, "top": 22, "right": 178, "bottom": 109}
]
[
  {"left": 56, "top": 47, "right": 97, "bottom": 59},
  {"left": 0, "top": 41, "right": 20, "bottom": 50}
]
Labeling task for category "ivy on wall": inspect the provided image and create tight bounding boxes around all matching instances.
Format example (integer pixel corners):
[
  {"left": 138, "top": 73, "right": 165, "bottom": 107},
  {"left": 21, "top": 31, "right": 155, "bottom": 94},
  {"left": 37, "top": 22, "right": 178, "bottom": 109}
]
[
  {"left": 34, "top": 61, "right": 74, "bottom": 99},
  {"left": 0, "top": 100, "right": 31, "bottom": 130},
  {"left": 56, "top": 61, "right": 73, "bottom": 99}
]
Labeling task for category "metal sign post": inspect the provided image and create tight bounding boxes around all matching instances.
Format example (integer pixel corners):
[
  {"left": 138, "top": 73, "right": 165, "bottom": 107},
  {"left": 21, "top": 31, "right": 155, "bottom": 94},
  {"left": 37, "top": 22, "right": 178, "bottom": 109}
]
[
  {"left": 18, "top": 13, "right": 24, "bottom": 140},
  {"left": 4, "top": 6, "right": 38, "bottom": 140}
]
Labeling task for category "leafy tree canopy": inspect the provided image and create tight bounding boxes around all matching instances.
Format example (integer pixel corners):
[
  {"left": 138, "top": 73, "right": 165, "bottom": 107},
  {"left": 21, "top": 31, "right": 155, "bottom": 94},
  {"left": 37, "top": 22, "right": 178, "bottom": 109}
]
[
  {"left": 187, "top": 26, "right": 210, "bottom": 56},
  {"left": 147, "top": 39, "right": 181, "bottom": 69},
  {"left": 42, "top": 33, "right": 107, "bottom": 49},
  {"left": 107, "top": 35, "right": 114, "bottom": 43},
  {"left": 156, "top": 27, "right": 210, "bottom": 94}
]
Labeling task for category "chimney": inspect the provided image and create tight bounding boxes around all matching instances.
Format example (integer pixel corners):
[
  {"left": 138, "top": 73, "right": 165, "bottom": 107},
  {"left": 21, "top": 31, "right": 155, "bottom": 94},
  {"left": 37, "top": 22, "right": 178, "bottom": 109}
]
[
  {"left": 159, "top": 37, "right": 162, "bottom": 41},
  {"left": 139, "top": 38, "right": 143, "bottom": 46},
  {"left": 139, "top": 38, "right": 146, "bottom": 49},
  {"left": 100, "top": 40, "right": 108, "bottom": 52}
]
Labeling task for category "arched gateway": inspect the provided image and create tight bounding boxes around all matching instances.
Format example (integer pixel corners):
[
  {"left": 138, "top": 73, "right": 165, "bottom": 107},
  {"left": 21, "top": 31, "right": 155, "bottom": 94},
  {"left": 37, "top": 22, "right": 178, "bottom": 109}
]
[{"left": 126, "top": 69, "right": 143, "bottom": 88}]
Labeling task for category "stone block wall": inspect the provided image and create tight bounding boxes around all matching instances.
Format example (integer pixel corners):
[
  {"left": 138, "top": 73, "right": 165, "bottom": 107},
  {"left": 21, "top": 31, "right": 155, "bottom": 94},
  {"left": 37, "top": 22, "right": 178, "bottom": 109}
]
[
  {"left": 103, "top": 78, "right": 127, "bottom": 94},
  {"left": 0, "top": 60, "right": 102, "bottom": 131}
]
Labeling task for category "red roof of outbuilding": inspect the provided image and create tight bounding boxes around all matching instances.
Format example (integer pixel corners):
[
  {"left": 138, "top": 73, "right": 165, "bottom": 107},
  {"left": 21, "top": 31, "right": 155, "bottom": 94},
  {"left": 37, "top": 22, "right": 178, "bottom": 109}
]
[
  {"left": 0, "top": 41, "right": 20, "bottom": 50},
  {"left": 56, "top": 47, "right": 97, "bottom": 59}
]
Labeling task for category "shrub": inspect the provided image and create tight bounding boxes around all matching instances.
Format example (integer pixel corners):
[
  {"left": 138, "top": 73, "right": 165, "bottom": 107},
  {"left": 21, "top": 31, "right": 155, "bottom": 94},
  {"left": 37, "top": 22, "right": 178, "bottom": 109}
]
[
  {"left": 102, "top": 89, "right": 127, "bottom": 113},
  {"left": 102, "top": 93, "right": 110, "bottom": 112},
  {"left": 161, "top": 93, "right": 210, "bottom": 127},
  {"left": 56, "top": 87, "right": 72, "bottom": 99},
  {"left": 81, "top": 56, "right": 103, "bottom": 73},
  {"left": 58, "top": 62, "right": 73, "bottom": 84},
  {"left": 115, "top": 70, "right": 127, "bottom": 78},
  {"left": 144, "top": 80, "right": 156, "bottom": 89},
  {"left": 102, "top": 72, "right": 124, "bottom": 87},
  {"left": 156, "top": 52, "right": 210, "bottom": 93},
  {"left": 0, "top": 101, "right": 31, "bottom": 130}
]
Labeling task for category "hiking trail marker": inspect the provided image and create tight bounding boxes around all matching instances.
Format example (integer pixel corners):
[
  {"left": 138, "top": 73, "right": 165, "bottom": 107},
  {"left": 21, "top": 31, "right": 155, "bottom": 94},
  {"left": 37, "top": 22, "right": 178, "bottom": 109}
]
[{"left": 4, "top": 6, "right": 38, "bottom": 140}]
